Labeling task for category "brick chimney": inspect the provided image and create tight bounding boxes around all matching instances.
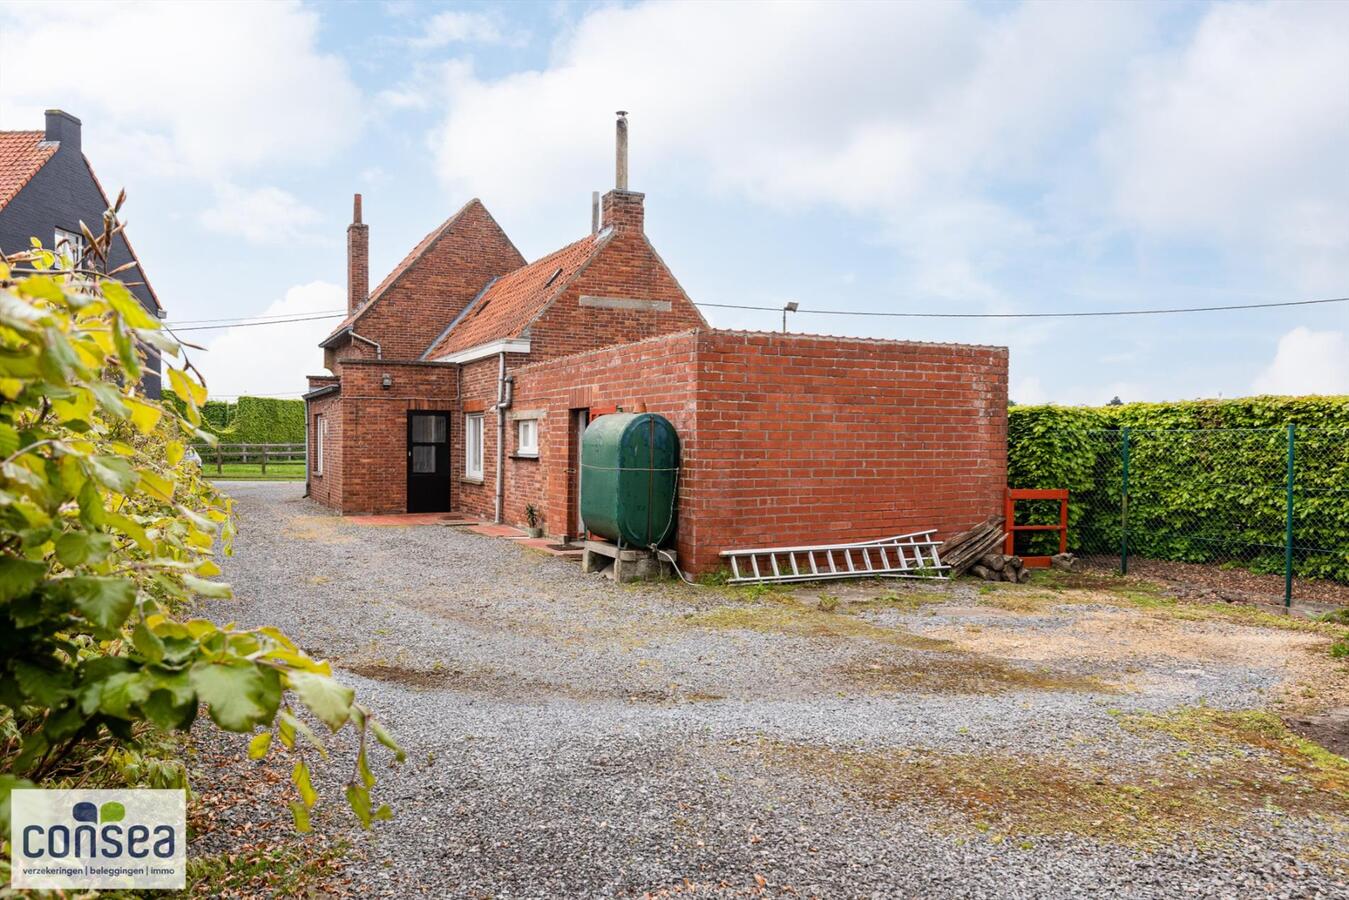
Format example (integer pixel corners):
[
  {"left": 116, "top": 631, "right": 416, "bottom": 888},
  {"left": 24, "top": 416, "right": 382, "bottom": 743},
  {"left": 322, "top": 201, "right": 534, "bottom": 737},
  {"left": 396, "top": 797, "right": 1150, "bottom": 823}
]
[
  {"left": 347, "top": 194, "right": 369, "bottom": 313},
  {"left": 44, "top": 109, "right": 81, "bottom": 151},
  {"left": 601, "top": 111, "right": 644, "bottom": 233}
]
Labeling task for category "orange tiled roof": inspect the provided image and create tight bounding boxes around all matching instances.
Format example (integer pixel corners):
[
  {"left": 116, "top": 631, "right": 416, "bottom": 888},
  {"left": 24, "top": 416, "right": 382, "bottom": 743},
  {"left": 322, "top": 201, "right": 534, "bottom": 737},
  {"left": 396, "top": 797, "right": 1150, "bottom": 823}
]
[
  {"left": 0, "top": 131, "right": 56, "bottom": 209},
  {"left": 323, "top": 199, "right": 489, "bottom": 343},
  {"left": 424, "top": 230, "right": 609, "bottom": 359}
]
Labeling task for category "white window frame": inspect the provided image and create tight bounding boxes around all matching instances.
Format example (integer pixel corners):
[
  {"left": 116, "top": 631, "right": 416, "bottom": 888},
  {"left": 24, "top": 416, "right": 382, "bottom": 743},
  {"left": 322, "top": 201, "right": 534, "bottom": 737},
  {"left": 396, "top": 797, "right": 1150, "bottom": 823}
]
[
  {"left": 515, "top": 418, "right": 539, "bottom": 457},
  {"left": 313, "top": 414, "right": 326, "bottom": 476},
  {"left": 54, "top": 227, "right": 86, "bottom": 265},
  {"left": 465, "top": 413, "right": 484, "bottom": 480}
]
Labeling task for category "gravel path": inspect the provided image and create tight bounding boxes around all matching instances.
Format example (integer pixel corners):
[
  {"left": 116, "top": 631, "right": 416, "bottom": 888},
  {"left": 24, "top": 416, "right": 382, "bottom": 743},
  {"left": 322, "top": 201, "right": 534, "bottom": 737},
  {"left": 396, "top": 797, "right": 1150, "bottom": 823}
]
[{"left": 196, "top": 483, "right": 1348, "bottom": 899}]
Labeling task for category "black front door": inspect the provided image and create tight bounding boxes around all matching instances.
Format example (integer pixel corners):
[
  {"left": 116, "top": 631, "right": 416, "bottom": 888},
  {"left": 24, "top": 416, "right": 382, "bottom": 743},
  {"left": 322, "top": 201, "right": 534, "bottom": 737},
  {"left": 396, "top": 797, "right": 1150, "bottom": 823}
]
[{"left": 407, "top": 412, "right": 451, "bottom": 513}]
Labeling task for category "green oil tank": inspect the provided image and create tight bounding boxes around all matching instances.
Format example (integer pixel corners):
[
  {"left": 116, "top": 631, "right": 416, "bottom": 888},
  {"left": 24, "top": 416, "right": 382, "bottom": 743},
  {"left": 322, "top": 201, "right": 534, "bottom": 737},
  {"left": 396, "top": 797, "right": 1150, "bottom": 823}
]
[{"left": 580, "top": 412, "right": 680, "bottom": 547}]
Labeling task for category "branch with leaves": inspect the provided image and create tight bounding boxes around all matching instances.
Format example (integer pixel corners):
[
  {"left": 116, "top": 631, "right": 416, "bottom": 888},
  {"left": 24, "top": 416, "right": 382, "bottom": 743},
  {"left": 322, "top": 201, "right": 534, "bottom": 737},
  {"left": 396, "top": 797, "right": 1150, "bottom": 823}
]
[{"left": 0, "top": 208, "right": 402, "bottom": 838}]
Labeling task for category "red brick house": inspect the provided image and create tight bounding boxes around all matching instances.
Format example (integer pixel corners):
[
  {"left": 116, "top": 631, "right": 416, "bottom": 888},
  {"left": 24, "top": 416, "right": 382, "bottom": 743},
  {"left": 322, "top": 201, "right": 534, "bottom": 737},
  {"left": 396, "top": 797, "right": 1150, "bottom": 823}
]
[{"left": 305, "top": 116, "right": 1008, "bottom": 574}]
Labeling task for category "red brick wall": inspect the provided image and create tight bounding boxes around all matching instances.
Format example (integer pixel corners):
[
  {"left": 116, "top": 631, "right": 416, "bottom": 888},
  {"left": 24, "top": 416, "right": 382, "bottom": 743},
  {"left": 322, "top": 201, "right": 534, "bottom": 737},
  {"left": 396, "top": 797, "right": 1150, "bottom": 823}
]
[
  {"left": 504, "top": 331, "right": 700, "bottom": 554},
  {"left": 525, "top": 228, "right": 706, "bottom": 362},
  {"left": 684, "top": 331, "right": 1008, "bottom": 572},
  {"left": 348, "top": 200, "right": 524, "bottom": 361},
  {"left": 315, "top": 360, "right": 459, "bottom": 515},
  {"left": 307, "top": 390, "right": 343, "bottom": 510}
]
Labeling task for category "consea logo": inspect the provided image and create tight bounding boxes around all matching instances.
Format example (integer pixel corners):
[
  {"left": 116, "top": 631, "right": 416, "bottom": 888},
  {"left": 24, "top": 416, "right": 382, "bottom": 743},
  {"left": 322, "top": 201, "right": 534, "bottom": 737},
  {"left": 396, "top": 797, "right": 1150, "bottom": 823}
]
[{"left": 9, "top": 789, "right": 186, "bottom": 889}]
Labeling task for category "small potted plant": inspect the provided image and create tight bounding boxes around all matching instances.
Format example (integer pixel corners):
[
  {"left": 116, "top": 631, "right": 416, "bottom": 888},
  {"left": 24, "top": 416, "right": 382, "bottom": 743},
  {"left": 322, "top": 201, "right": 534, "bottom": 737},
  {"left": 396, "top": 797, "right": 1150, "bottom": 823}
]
[{"left": 524, "top": 503, "right": 543, "bottom": 538}]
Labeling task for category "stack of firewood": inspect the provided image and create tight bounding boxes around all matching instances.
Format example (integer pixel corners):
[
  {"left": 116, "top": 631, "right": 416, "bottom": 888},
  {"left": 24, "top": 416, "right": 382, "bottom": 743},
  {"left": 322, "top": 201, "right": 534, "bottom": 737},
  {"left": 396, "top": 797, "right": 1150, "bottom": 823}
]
[
  {"left": 939, "top": 516, "right": 1005, "bottom": 576},
  {"left": 970, "top": 553, "right": 1032, "bottom": 583}
]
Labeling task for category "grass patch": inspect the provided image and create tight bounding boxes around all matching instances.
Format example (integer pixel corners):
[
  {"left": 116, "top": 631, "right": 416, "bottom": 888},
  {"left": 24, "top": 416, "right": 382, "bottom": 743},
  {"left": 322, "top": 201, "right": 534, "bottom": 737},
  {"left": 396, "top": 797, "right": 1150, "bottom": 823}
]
[
  {"left": 1121, "top": 707, "right": 1349, "bottom": 787},
  {"left": 205, "top": 462, "right": 305, "bottom": 481},
  {"left": 842, "top": 656, "right": 1117, "bottom": 696},
  {"left": 763, "top": 711, "right": 1349, "bottom": 848}
]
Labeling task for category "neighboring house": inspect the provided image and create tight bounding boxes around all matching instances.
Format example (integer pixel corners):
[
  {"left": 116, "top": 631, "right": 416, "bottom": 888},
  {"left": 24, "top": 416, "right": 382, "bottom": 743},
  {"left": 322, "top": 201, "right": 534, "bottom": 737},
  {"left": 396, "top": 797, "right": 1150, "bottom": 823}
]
[
  {"left": 306, "top": 115, "right": 1008, "bottom": 574},
  {"left": 0, "top": 110, "right": 164, "bottom": 396}
]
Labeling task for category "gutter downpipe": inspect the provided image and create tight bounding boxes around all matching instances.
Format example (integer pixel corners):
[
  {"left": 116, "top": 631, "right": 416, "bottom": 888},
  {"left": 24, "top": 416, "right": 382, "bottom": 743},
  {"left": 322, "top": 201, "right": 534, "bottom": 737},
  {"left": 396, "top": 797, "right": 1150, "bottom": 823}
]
[
  {"left": 302, "top": 396, "right": 311, "bottom": 498},
  {"left": 492, "top": 351, "right": 513, "bottom": 523},
  {"left": 350, "top": 330, "right": 382, "bottom": 359}
]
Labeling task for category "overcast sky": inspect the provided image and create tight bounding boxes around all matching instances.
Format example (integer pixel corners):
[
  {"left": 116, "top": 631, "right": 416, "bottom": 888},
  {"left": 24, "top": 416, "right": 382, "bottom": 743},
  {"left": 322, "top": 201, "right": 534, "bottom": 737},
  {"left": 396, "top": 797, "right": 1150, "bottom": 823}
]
[{"left": 2, "top": 0, "right": 1346, "bottom": 403}]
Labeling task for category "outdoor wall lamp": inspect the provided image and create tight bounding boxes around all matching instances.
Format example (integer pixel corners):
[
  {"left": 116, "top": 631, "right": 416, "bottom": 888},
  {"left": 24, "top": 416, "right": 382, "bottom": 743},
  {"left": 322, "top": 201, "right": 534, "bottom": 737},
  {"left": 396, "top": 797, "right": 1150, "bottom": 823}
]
[
  {"left": 381, "top": 373, "right": 393, "bottom": 390},
  {"left": 782, "top": 301, "right": 799, "bottom": 333}
]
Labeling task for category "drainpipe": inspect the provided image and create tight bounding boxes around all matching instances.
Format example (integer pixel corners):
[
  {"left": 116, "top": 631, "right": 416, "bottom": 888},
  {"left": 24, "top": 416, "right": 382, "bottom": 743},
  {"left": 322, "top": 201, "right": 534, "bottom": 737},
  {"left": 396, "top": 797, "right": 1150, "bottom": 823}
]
[
  {"left": 350, "top": 330, "right": 382, "bottom": 359},
  {"left": 492, "top": 352, "right": 514, "bottom": 523},
  {"left": 302, "top": 397, "right": 311, "bottom": 498}
]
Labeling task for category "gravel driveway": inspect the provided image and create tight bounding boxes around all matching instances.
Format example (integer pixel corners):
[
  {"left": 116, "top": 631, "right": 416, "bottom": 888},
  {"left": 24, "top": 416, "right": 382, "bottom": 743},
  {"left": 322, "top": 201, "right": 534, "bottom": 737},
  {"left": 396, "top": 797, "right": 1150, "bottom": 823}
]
[{"left": 197, "top": 483, "right": 1348, "bottom": 899}]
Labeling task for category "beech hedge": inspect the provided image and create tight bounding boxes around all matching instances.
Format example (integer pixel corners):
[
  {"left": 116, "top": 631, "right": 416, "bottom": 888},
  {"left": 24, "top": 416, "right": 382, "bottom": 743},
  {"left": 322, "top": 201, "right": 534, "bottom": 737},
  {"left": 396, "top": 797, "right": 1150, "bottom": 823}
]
[
  {"left": 165, "top": 391, "right": 306, "bottom": 444},
  {"left": 1008, "top": 397, "right": 1349, "bottom": 581}
]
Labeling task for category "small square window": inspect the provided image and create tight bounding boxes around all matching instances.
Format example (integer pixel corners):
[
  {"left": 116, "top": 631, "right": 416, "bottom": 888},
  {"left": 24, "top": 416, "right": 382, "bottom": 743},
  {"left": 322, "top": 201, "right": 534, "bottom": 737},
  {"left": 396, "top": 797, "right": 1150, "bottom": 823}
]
[
  {"left": 516, "top": 418, "right": 538, "bottom": 456},
  {"left": 54, "top": 227, "right": 86, "bottom": 265}
]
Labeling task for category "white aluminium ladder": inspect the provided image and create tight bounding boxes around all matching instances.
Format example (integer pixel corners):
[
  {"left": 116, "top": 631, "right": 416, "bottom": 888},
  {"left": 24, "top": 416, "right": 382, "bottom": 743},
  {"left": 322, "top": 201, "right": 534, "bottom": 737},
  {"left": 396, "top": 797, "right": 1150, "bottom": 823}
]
[{"left": 719, "top": 529, "right": 948, "bottom": 585}]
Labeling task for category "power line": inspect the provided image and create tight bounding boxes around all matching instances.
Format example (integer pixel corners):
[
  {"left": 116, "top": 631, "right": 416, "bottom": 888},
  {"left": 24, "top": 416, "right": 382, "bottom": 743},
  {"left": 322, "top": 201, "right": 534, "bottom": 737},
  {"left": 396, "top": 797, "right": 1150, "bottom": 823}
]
[
  {"left": 164, "top": 294, "right": 1349, "bottom": 333},
  {"left": 170, "top": 312, "right": 345, "bottom": 332},
  {"left": 697, "top": 296, "right": 1349, "bottom": 319},
  {"left": 168, "top": 309, "right": 347, "bottom": 326}
]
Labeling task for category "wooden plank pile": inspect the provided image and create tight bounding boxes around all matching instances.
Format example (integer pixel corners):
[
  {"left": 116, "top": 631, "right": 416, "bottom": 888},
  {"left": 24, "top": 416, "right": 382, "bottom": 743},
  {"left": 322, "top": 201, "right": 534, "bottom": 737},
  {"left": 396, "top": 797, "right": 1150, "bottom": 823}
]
[{"left": 939, "top": 516, "right": 1006, "bottom": 576}]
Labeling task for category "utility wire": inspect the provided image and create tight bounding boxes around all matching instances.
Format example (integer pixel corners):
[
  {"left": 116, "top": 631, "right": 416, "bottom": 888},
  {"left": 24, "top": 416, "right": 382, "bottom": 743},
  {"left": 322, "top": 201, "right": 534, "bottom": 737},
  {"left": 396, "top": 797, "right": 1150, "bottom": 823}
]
[
  {"left": 697, "top": 296, "right": 1349, "bottom": 318},
  {"left": 168, "top": 309, "right": 347, "bottom": 326},
  {"left": 164, "top": 294, "right": 1349, "bottom": 332}
]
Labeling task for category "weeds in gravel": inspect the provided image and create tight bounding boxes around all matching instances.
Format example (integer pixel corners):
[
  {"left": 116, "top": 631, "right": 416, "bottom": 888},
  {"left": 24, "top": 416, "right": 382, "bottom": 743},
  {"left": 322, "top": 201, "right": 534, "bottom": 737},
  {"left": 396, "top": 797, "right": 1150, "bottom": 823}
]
[
  {"left": 763, "top": 719, "right": 1349, "bottom": 849},
  {"left": 842, "top": 657, "right": 1117, "bottom": 696}
]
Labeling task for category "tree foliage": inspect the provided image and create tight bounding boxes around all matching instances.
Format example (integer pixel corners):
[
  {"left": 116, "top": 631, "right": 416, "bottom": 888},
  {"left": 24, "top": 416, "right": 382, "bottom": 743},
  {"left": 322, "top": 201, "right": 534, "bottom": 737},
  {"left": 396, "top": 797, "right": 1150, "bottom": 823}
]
[{"left": 0, "top": 210, "right": 401, "bottom": 837}]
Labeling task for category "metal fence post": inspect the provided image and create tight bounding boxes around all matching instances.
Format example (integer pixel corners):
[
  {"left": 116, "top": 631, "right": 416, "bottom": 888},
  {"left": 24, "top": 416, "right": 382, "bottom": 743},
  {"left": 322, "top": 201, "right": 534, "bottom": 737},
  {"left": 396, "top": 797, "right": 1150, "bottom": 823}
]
[
  {"left": 1284, "top": 424, "right": 1295, "bottom": 608},
  {"left": 1120, "top": 427, "right": 1130, "bottom": 575}
]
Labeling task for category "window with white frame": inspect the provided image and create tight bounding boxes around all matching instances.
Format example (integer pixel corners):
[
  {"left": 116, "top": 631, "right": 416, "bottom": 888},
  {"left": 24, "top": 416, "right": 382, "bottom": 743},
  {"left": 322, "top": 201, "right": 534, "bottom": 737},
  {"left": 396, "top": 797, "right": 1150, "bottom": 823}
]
[
  {"left": 313, "top": 414, "right": 326, "bottom": 475},
  {"left": 54, "top": 227, "right": 86, "bottom": 265},
  {"left": 516, "top": 418, "right": 538, "bottom": 457},
  {"left": 465, "top": 413, "right": 484, "bottom": 479}
]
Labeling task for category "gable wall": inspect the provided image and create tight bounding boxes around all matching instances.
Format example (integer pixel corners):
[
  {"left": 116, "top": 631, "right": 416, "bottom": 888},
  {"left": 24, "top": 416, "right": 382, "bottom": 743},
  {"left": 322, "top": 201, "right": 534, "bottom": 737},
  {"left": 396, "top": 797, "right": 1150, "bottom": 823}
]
[
  {"left": 0, "top": 143, "right": 162, "bottom": 395},
  {"left": 524, "top": 229, "right": 705, "bottom": 362},
  {"left": 349, "top": 203, "right": 524, "bottom": 361}
]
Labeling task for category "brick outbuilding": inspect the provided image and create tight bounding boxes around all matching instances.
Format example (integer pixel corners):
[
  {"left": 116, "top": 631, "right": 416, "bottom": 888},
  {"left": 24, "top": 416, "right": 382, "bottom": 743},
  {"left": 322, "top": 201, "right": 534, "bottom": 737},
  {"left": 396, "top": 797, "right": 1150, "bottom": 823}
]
[{"left": 306, "top": 115, "right": 1008, "bottom": 574}]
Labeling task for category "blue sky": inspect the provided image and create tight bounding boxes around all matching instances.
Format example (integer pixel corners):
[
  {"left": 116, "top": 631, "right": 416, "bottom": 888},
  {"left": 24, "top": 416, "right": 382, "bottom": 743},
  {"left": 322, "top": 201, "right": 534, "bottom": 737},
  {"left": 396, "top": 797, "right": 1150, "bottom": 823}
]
[{"left": 2, "top": 0, "right": 1346, "bottom": 402}]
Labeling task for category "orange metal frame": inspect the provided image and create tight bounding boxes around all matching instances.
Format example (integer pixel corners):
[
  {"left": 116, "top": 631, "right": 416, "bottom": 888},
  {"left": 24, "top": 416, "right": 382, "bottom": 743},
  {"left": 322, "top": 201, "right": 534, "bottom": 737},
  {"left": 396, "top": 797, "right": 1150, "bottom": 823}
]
[{"left": 1004, "top": 488, "right": 1068, "bottom": 568}]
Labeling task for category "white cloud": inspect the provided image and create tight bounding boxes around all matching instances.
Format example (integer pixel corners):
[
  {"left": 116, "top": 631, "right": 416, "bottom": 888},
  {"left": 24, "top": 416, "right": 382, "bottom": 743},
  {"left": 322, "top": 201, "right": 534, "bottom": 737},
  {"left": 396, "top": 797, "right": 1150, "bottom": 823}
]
[
  {"left": 199, "top": 185, "right": 324, "bottom": 245},
  {"left": 409, "top": 10, "right": 525, "bottom": 49},
  {"left": 425, "top": 2, "right": 1153, "bottom": 230},
  {"left": 0, "top": 0, "right": 363, "bottom": 178},
  {"left": 192, "top": 282, "right": 344, "bottom": 398},
  {"left": 1104, "top": 2, "right": 1349, "bottom": 291},
  {"left": 1252, "top": 327, "right": 1349, "bottom": 396}
]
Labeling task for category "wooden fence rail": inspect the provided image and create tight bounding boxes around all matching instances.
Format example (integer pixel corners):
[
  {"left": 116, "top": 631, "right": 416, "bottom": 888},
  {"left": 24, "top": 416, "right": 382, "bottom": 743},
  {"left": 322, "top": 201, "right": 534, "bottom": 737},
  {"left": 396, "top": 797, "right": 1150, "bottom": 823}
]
[{"left": 193, "top": 442, "right": 306, "bottom": 475}]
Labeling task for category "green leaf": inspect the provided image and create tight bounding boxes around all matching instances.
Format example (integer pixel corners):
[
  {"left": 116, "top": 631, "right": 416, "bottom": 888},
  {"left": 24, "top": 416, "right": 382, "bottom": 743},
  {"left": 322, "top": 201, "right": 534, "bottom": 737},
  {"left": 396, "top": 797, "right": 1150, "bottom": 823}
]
[
  {"left": 101, "top": 280, "right": 158, "bottom": 329},
  {"left": 0, "top": 774, "right": 37, "bottom": 839},
  {"left": 189, "top": 660, "right": 282, "bottom": 732},
  {"left": 286, "top": 670, "right": 354, "bottom": 731},
  {"left": 62, "top": 575, "right": 136, "bottom": 634},
  {"left": 288, "top": 800, "right": 311, "bottom": 833},
  {"left": 248, "top": 731, "right": 272, "bottom": 760},
  {"left": 98, "top": 672, "right": 152, "bottom": 719},
  {"left": 0, "top": 421, "right": 18, "bottom": 458},
  {"left": 13, "top": 659, "right": 75, "bottom": 706},
  {"left": 357, "top": 746, "right": 375, "bottom": 789},
  {"left": 55, "top": 531, "right": 114, "bottom": 567},
  {"left": 345, "top": 782, "right": 372, "bottom": 830},
  {"left": 85, "top": 454, "right": 139, "bottom": 492},
  {"left": 292, "top": 760, "right": 317, "bottom": 807},
  {"left": 0, "top": 557, "right": 45, "bottom": 602},
  {"left": 131, "top": 619, "right": 165, "bottom": 663},
  {"left": 369, "top": 719, "right": 406, "bottom": 763},
  {"left": 182, "top": 573, "right": 232, "bottom": 599}
]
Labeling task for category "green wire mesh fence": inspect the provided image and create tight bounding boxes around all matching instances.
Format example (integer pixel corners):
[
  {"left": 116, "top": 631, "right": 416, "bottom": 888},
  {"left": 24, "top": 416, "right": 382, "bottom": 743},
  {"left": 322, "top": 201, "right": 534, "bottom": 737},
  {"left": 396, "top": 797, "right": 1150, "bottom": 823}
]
[{"left": 1008, "top": 426, "right": 1349, "bottom": 605}]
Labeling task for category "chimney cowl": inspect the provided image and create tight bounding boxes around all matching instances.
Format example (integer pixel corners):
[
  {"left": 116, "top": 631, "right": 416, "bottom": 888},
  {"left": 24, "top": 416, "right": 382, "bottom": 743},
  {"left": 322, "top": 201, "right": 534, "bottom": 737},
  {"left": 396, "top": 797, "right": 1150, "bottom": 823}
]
[
  {"left": 44, "top": 109, "right": 81, "bottom": 152},
  {"left": 615, "top": 110, "right": 629, "bottom": 191}
]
